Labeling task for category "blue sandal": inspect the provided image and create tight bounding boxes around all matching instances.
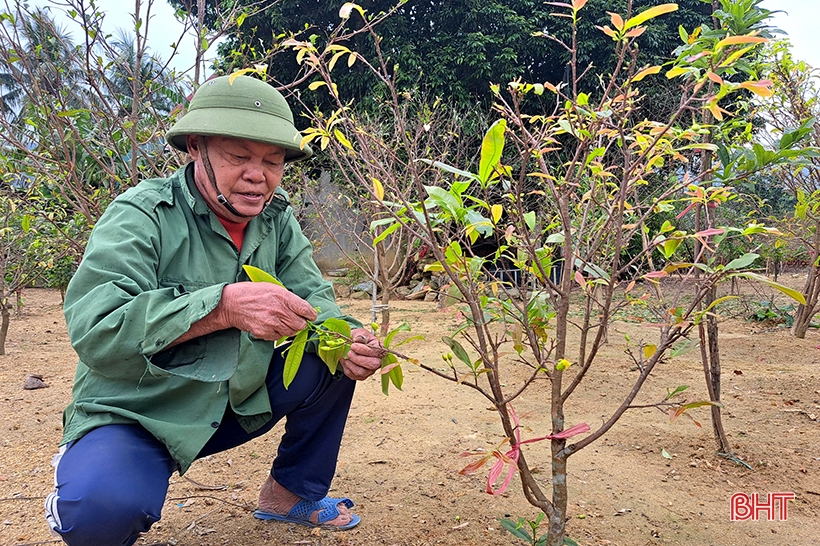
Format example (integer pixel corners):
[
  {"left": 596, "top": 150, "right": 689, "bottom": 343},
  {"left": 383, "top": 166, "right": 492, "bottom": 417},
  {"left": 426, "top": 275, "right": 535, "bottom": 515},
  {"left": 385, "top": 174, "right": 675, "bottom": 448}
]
[{"left": 254, "top": 496, "right": 360, "bottom": 530}]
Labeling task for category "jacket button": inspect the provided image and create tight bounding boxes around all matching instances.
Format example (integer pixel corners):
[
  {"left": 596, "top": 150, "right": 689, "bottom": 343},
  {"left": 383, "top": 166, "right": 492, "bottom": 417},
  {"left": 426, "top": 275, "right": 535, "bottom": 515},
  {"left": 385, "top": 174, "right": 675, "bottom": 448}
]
[{"left": 211, "top": 421, "right": 220, "bottom": 428}]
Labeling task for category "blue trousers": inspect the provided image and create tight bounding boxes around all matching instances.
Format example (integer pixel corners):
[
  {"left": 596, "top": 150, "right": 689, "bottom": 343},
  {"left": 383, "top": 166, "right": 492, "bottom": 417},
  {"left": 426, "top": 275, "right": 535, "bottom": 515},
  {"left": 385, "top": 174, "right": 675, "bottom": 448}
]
[{"left": 46, "top": 350, "right": 356, "bottom": 546}]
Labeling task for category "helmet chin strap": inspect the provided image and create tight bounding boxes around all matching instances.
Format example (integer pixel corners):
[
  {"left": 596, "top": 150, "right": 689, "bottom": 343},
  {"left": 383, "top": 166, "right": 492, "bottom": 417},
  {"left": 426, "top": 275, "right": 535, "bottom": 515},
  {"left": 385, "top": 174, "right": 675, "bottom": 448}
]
[{"left": 198, "top": 137, "right": 273, "bottom": 219}]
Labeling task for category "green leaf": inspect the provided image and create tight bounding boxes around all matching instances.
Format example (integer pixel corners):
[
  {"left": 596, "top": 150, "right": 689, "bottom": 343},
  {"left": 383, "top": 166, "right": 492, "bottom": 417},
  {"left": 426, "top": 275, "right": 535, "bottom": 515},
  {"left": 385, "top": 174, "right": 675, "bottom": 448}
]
[
  {"left": 384, "top": 322, "right": 411, "bottom": 348},
  {"left": 723, "top": 253, "right": 758, "bottom": 271},
  {"left": 478, "top": 119, "right": 506, "bottom": 185},
  {"left": 321, "top": 317, "right": 352, "bottom": 337},
  {"left": 283, "top": 329, "right": 309, "bottom": 389},
  {"left": 499, "top": 519, "right": 533, "bottom": 542},
  {"left": 373, "top": 221, "right": 400, "bottom": 245},
  {"left": 661, "top": 449, "right": 672, "bottom": 459},
  {"left": 442, "top": 336, "right": 472, "bottom": 368},
  {"left": 659, "top": 220, "right": 675, "bottom": 234},
  {"left": 388, "top": 359, "right": 404, "bottom": 391},
  {"left": 381, "top": 353, "right": 400, "bottom": 394},
  {"left": 665, "top": 385, "right": 690, "bottom": 399},
  {"left": 557, "top": 119, "right": 576, "bottom": 136},
  {"left": 416, "top": 159, "right": 478, "bottom": 181},
  {"left": 57, "top": 109, "right": 89, "bottom": 118},
  {"left": 424, "top": 185, "right": 463, "bottom": 218},
  {"left": 545, "top": 232, "right": 565, "bottom": 244},
  {"left": 524, "top": 211, "right": 536, "bottom": 231},
  {"left": 734, "top": 273, "right": 807, "bottom": 304},
  {"left": 670, "top": 338, "right": 698, "bottom": 357},
  {"left": 444, "top": 241, "right": 464, "bottom": 263}
]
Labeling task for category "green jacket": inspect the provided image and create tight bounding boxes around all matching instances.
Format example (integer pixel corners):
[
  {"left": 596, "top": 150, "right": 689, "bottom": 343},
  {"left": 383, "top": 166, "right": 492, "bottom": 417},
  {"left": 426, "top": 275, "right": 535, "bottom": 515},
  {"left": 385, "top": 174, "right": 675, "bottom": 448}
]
[{"left": 62, "top": 164, "right": 358, "bottom": 473}]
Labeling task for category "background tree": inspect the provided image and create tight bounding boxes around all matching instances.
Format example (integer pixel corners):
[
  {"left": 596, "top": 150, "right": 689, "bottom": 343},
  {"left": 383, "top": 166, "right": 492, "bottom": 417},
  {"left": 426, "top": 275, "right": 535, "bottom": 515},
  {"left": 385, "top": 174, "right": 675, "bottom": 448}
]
[
  {"left": 0, "top": 0, "right": 191, "bottom": 352},
  {"left": 172, "top": 0, "right": 715, "bottom": 112},
  {"left": 758, "top": 40, "right": 820, "bottom": 338},
  {"left": 0, "top": 170, "right": 78, "bottom": 354}
]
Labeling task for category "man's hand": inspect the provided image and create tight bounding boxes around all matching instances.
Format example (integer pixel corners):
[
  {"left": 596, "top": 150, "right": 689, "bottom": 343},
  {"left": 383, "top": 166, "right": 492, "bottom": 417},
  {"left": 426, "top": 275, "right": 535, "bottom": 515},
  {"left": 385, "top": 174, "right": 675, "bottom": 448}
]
[
  {"left": 220, "top": 282, "right": 317, "bottom": 340},
  {"left": 340, "top": 328, "right": 385, "bottom": 381}
]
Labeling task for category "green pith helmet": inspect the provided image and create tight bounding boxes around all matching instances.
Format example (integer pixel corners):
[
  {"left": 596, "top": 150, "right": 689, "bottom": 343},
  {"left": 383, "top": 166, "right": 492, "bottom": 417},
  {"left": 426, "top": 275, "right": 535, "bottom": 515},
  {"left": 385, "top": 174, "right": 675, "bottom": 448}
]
[{"left": 165, "top": 75, "right": 313, "bottom": 162}]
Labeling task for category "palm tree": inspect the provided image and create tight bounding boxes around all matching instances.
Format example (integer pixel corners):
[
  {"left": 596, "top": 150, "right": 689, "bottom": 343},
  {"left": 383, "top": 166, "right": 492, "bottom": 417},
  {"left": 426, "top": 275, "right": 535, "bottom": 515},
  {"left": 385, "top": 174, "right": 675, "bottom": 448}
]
[{"left": 0, "top": 4, "right": 84, "bottom": 121}]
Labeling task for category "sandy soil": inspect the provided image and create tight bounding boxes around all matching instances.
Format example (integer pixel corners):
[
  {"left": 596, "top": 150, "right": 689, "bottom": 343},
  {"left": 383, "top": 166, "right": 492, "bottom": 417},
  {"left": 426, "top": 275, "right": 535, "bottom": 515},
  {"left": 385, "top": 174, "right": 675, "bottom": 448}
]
[{"left": 1, "top": 285, "right": 818, "bottom": 546}]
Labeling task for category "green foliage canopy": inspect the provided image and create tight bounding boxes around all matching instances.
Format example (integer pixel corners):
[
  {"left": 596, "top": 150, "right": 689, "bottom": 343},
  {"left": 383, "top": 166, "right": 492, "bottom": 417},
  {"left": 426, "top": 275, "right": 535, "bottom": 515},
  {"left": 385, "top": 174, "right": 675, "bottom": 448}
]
[{"left": 170, "top": 0, "right": 715, "bottom": 110}]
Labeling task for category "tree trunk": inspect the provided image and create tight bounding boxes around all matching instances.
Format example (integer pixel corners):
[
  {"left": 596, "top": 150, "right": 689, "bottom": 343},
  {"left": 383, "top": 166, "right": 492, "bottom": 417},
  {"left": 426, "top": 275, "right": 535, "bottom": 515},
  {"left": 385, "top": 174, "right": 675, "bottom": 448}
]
[
  {"left": 0, "top": 300, "right": 9, "bottom": 356},
  {"left": 699, "top": 286, "right": 731, "bottom": 453},
  {"left": 546, "top": 447, "right": 568, "bottom": 546},
  {"left": 792, "top": 265, "right": 820, "bottom": 338},
  {"left": 377, "top": 241, "right": 391, "bottom": 336},
  {"left": 793, "top": 225, "right": 820, "bottom": 338}
]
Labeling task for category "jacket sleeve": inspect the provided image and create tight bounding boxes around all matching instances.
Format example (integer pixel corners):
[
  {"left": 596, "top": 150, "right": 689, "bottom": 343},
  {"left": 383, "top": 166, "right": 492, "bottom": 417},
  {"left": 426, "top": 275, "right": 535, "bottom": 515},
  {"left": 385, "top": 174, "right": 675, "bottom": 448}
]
[
  {"left": 63, "top": 197, "right": 227, "bottom": 380},
  {"left": 273, "top": 207, "right": 363, "bottom": 334}
]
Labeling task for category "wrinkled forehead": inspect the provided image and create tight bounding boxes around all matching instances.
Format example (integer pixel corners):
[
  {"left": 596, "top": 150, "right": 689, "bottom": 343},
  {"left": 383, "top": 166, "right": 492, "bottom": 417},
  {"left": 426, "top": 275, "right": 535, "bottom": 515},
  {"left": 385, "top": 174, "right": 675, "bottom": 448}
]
[{"left": 199, "top": 135, "right": 288, "bottom": 159}]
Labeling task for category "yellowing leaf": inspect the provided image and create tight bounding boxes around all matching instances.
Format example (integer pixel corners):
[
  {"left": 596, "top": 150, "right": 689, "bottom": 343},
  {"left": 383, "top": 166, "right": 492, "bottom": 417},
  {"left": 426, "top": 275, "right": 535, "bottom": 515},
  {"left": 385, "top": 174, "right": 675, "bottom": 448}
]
[
  {"left": 642, "top": 344, "right": 657, "bottom": 359},
  {"left": 334, "top": 128, "right": 354, "bottom": 151},
  {"left": 735, "top": 273, "right": 806, "bottom": 304},
  {"left": 478, "top": 119, "right": 506, "bottom": 185},
  {"left": 738, "top": 79, "right": 774, "bottom": 97},
  {"left": 328, "top": 50, "right": 348, "bottom": 72},
  {"left": 624, "top": 3, "right": 678, "bottom": 30},
  {"left": 666, "top": 66, "right": 688, "bottom": 79},
  {"left": 339, "top": 2, "right": 364, "bottom": 19},
  {"left": 706, "top": 99, "right": 724, "bottom": 121},
  {"left": 715, "top": 35, "right": 768, "bottom": 49},
  {"left": 719, "top": 45, "right": 757, "bottom": 67},
  {"left": 633, "top": 65, "right": 661, "bottom": 82},
  {"left": 243, "top": 264, "right": 285, "bottom": 287},
  {"left": 491, "top": 204, "right": 503, "bottom": 224},
  {"left": 308, "top": 80, "right": 326, "bottom": 91},
  {"left": 555, "top": 358, "right": 573, "bottom": 371},
  {"left": 299, "top": 134, "right": 314, "bottom": 151},
  {"left": 373, "top": 178, "right": 385, "bottom": 200},
  {"left": 228, "top": 68, "right": 264, "bottom": 85}
]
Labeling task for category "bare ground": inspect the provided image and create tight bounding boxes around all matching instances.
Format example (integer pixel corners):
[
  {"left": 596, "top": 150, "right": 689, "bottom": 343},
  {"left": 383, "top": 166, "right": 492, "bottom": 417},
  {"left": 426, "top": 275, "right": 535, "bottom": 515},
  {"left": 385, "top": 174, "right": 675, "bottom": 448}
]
[{"left": 1, "top": 285, "right": 819, "bottom": 546}]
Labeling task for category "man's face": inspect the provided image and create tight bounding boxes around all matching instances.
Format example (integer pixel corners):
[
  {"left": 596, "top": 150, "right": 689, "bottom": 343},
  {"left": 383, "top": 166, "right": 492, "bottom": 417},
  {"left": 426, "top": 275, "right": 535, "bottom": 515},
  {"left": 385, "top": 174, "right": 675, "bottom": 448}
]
[{"left": 187, "top": 135, "right": 287, "bottom": 223}]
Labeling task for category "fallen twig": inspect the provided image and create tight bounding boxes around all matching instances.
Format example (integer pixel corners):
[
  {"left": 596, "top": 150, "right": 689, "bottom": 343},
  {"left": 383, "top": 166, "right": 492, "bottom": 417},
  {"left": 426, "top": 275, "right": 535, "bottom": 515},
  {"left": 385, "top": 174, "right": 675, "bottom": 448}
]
[{"left": 182, "top": 475, "right": 228, "bottom": 490}]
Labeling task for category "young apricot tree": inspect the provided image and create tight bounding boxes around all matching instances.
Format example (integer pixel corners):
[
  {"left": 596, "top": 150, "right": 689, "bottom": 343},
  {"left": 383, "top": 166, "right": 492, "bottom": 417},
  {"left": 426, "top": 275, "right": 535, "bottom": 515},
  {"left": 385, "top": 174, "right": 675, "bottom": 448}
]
[{"left": 286, "top": 1, "right": 805, "bottom": 544}]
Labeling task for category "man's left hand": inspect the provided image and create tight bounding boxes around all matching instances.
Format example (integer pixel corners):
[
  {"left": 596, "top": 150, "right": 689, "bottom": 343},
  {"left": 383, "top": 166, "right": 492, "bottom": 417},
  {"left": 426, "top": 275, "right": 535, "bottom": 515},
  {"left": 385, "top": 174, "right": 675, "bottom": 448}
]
[{"left": 340, "top": 328, "right": 385, "bottom": 381}]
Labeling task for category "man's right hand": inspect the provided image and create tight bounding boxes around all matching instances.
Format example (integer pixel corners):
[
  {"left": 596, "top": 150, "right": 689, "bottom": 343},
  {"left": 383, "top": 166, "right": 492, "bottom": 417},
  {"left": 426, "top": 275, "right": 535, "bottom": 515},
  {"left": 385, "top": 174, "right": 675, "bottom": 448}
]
[{"left": 219, "top": 282, "right": 317, "bottom": 340}]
